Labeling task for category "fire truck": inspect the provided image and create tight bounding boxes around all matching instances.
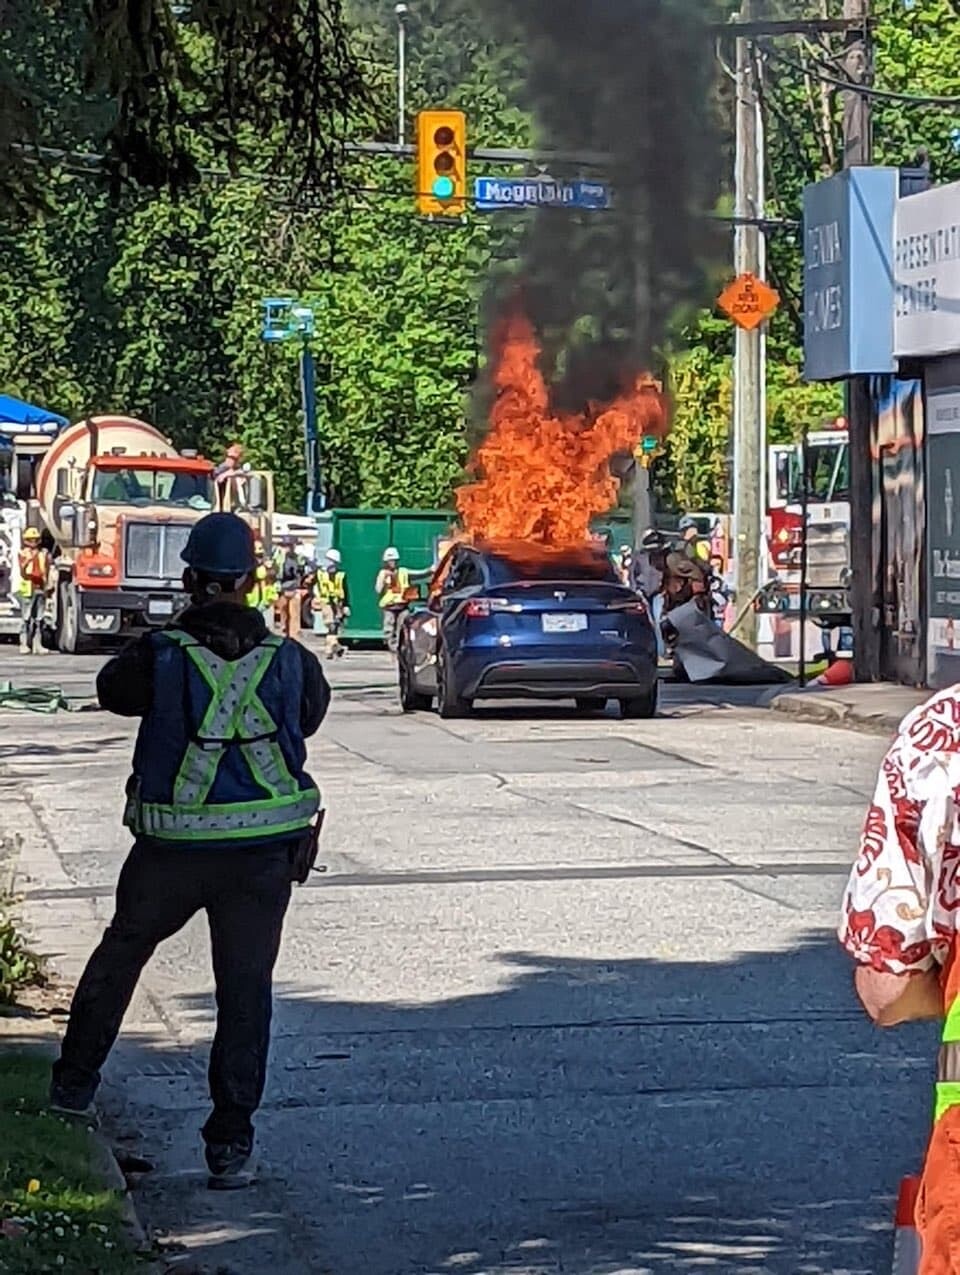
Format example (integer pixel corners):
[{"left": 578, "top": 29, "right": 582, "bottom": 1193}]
[{"left": 763, "top": 417, "right": 852, "bottom": 633}]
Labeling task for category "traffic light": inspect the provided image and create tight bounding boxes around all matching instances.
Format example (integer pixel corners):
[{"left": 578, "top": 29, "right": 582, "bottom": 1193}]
[
  {"left": 634, "top": 376, "right": 666, "bottom": 468},
  {"left": 416, "top": 109, "right": 467, "bottom": 217}
]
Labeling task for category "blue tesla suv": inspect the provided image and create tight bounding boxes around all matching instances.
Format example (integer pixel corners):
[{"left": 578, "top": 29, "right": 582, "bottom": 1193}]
[{"left": 397, "top": 541, "right": 659, "bottom": 718}]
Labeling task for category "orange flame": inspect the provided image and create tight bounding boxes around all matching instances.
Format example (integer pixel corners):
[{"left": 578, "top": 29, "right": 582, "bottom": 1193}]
[{"left": 456, "top": 311, "right": 668, "bottom": 547}]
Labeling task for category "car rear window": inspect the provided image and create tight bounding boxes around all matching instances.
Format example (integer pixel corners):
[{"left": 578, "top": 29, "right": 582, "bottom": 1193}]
[{"left": 482, "top": 541, "right": 618, "bottom": 584}]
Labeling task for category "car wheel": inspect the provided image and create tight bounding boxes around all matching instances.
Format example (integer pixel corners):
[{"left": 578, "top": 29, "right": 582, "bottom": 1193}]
[
  {"left": 575, "top": 697, "right": 606, "bottom": 714},
  {"left": 620, "top": 682, "right": 659, "bottom": 720},
  {"left": 436, "top": 646, "right": 471, "bottom": 719},
  {"left": 399, "top": 643, "right": 432, "bottom": 713}
]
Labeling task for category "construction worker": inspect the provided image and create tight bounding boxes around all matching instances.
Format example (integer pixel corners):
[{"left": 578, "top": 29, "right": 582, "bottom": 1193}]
[
  {"left": 245, "top": 540, "right": 277, "bottom": 630},
  {"left": 376, "top": 547, "right": 411, "bottom": 654},
  {"left": 49, "top": 512, "right": 329, "bottom": 1190},
  {"left": 213, "top": 442, "right": 244, "bottom": 483},
  {"left": 17, "top": 527, "right": 51, "bottom": 655},
  {"left": 839, "top": 688, "right": 960, "bottom": 1271},
  {"left": 312, "top": 548, "right": 349, "bottom": 659},
  {"left": 615, "top": 544, "right": 633, "bottom": 587}
]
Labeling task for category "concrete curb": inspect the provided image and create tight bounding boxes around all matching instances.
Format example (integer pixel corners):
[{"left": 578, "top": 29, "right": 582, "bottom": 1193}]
[
  {"left": 85, "top": 1133, "right": 152, "bottom": 1252},
  {"left": 770, "top": 691, "right": 903, "bottom": 737}
]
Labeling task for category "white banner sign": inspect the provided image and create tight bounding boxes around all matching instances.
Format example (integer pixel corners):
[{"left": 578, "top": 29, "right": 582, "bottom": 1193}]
[{"left": 895, "top": 180, "right": 960, "bottom": 359}]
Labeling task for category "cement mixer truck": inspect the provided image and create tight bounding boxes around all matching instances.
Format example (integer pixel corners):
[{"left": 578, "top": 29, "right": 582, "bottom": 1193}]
[{"left": 14, "top": 416, "right": 273, "bottom": 652}]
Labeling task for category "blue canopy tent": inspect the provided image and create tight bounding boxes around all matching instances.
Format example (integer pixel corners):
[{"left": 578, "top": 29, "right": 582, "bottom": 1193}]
[{"left": 0, "top": 395, "right": 68, "bottom": 440}]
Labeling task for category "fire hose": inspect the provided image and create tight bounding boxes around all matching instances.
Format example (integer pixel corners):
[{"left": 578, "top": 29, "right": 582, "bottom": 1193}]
[{"left": 0, "top": 680, "right": 78, "bottom": 713}]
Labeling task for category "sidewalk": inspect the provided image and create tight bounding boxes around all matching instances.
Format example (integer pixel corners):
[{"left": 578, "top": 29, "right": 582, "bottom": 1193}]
[{"left": 768, "top": 681, "right": 928, "bottom": 736}]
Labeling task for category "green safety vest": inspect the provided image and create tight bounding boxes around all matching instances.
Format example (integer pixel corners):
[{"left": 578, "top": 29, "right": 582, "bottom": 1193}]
[
  {"left": 936, "top": 981, "right": 960, "bottom": 1122},
  {"left": 126, "top": 630, "right": 319, "bottom": 842}
]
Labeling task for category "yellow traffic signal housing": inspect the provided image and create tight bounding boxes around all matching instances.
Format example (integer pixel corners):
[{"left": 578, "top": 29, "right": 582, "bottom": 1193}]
[{"left": 416, "top": 109, "right": 467, "bottom": 217}]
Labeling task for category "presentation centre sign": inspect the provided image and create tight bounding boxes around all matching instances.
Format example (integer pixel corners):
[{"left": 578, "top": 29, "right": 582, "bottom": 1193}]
[
  {"left": 895, "top": 179, "right": 960, "bottom": 359},
  {"left": 803, "top": 167, "right": 898, "bottom": 382}
]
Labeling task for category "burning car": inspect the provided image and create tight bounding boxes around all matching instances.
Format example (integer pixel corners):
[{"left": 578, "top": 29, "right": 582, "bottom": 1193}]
[{"left": 397, "top": 540, "right": 659, "bottom": 718}]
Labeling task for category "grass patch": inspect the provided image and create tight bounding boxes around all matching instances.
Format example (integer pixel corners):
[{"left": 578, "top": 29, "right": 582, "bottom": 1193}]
[
  {"left": 0, "top": 896, "right": 44, "bottom": 1007},
  {"left": 0, "top": 1051, "right": 142, "bottom": 1273}
]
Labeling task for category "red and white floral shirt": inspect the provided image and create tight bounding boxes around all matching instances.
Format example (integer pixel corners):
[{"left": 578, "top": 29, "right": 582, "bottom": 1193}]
[{"left": 839, "top": 687, "right": 960, "bottom": 976}]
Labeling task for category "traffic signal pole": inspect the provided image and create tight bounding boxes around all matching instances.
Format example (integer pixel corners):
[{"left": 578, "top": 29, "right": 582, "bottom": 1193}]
[
  {"left": 732, "top": 0, "right": 763, "bottom": 651},
  {"left": 842, "top": 0, "right": 876, "bottom": 682}
]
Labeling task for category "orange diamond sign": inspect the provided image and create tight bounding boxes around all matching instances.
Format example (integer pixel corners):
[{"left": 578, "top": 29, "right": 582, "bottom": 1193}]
[{"left": 717, "top": 273, "right": 780, "bottom": 330}]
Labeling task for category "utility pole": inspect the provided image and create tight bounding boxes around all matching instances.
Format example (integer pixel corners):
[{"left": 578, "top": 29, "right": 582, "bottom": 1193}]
[
  {"left": 732, "top": 0, "right": 763, "bottom": 649},
  {"left": 842, "top": 0, "right": 875, "bottom": 681},
  {"left": 396, "top": 3, "right": 409, "bottom": 147}
]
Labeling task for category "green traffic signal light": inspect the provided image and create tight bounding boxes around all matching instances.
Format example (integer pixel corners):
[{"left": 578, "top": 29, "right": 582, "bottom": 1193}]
[
  {"left": 432, "top": 175, "right": 455, "bottom": 200},
  {"left": 641, "top": 435, "right": 659, "bottom": 453}
]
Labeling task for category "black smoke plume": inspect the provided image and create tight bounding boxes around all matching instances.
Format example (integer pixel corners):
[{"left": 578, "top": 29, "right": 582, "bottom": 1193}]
[{"left": 484, "top": 0, "right": 726, "bottom": 412}]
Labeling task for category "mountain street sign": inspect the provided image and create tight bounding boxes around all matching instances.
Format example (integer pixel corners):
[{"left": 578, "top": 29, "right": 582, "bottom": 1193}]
[
  {"left": 717, "top": 273, "right": 780, "bottom": 330},
  {"left": 474, "top": 177, "right": 611, "bottom": 212}
]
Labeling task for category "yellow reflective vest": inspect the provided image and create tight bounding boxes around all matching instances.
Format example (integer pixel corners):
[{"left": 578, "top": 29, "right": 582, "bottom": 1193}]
[
  {"left": 246, "top": 564, "right": 278, "bottom": 609},
  {"left": 316, "top": 570, "right": 346, "bottom": 604},
  {"left": 17, "top": 548, "right": 49, "bottom": 598},
  {"left": 378, "top": 567, "right": 410, "bottom": 609}
]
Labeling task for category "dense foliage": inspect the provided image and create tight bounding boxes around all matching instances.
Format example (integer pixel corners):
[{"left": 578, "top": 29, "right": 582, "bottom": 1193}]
[{"left": 2, "top": 1, "right": 960, "bottom": 513}]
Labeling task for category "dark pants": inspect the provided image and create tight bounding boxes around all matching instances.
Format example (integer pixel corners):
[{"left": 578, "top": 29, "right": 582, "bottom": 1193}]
[{"left": 53, "top": 840, "right": 293, "bottom": 1147}]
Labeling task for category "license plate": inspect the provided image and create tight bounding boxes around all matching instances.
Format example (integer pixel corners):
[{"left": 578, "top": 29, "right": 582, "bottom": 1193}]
[
  {"left": 147, "top": 598, "right": 175, "bottom": 619},
  {"left": 542, "top": 612, "right": 587, "bottom": 633}
]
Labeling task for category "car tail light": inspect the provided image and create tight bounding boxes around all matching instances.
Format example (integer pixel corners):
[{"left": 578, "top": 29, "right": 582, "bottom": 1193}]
[
  {"left": 464, "top": 597, "right": 522, "bottom": 619},
  {"left": 609, "top": 599, "right": 649, "bottom": 617}
]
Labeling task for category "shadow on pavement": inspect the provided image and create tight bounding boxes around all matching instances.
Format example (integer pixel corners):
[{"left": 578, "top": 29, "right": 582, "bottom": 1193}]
[{"left": 19, "top": 930, "right": 936, "bottom": 1274}]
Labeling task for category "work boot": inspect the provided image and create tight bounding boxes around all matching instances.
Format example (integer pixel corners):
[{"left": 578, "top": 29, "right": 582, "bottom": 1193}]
[
  {"left": 49, "top": 1081, "right": 99, "bottom": 1128},
  {"left": 205, "top": 1140, "right": 254, "bottom": 1191}
]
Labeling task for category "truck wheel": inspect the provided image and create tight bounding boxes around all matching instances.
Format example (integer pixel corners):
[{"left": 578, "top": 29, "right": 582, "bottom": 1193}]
[{"left": 57, "top": 581, "right": 84, "bottom": 655}]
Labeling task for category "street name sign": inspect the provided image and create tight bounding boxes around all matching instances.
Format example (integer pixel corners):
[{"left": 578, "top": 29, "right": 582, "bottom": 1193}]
[
  {"left": 474, "top": 177, "right": 611, "bottom": 212},
  {"left": 717, "top": 273, "right": 780, "bottom": 331}
]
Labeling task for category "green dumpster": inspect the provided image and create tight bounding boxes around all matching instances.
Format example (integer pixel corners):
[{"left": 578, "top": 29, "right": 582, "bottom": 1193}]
[{"left": 333, "top": 509, "right": 455, "bottom": 642}]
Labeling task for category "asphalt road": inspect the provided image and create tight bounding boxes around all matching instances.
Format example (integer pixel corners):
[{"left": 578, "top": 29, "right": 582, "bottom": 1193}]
[{"left": 1, "top": 645, "right": 937, "bottom": 1275}]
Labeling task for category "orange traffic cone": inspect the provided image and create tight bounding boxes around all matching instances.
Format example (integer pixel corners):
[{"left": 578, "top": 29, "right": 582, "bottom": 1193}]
[
  {"left": 816, "top": 657, "right": 854, "bottom": 688},
  {"left": 892, "top": 1175, "right": 921, "bottom": 1275}
]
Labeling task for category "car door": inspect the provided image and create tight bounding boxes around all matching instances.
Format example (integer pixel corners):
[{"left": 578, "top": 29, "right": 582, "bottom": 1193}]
[
  {"left": 438, "top": 550, "right": 486, "bottom": 656},
  {"left": 406, "top": 547, "right": 471, "bottom": 692}
]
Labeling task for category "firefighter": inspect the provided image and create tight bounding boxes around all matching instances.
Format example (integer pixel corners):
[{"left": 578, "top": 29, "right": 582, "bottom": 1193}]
[
  {"left": 679, "top": 517, "right": 711, "bottom": 566},
  {"left": 312, "top": 548, "right": 350, "bottom": 659},
  {"left": 49, "top": 513, "right": 329, "bottom": 1190},
  {"left": 838, "top": 687, "right": 960, "bottom": 1273},
  {"left": 662, "top": 549, "right": 709, "bottom": 617},
  {"left": 17, "top": 527, "right": 51, "bottom": 655},
  {"left": 274, "top": 537, "right": 304, "bottom": 641}
]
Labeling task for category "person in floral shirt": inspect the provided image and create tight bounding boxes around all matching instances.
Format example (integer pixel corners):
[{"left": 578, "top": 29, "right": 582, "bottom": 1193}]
[{"left": 840, "top": 687, "right": 960, "bottom": 1272}]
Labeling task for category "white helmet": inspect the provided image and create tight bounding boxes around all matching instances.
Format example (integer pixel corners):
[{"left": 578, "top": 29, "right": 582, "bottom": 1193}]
[
  {"left": 325, "top": 548, "right": 342, "bottom": 565},
  {"left": 383, "top": 547, "right": 400, "bottom": 563}
]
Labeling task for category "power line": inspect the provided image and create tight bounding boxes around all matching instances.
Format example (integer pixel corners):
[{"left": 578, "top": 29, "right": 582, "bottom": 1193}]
[{"left": 763, "top": 43, "right": 960, "bottom": 107}]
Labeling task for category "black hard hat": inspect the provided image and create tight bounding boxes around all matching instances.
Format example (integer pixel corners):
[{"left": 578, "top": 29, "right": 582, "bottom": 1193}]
[{"left": 181, "top": 513, "right": 256, "bottom": 575}]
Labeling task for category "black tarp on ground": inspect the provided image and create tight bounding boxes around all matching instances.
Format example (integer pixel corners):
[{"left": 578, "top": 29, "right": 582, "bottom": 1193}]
[{"left": 664, "top": 599, "right": 794, "bottom": 686}]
